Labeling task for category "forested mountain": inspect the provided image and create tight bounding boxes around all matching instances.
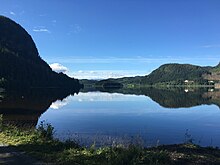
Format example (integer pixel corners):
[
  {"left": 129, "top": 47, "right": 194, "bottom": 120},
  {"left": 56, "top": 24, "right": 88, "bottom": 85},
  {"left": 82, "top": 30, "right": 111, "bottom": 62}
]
[
  {"left": 143, "top": 63, "right": 220, "bottom": 85},
  {"left": 142, "top": 63, "right": 212, "bottom": 85},
  {"left": 81, "top": 63, "right": 220, "bottom": 88},
  {"left": 0, "top": 16, "right": 82, "bottom": 90}
]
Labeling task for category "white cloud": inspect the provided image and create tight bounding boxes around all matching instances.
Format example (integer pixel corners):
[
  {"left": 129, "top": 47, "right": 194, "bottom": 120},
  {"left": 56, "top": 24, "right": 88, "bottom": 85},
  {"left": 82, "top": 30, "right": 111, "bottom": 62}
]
[
  {"left": 70, "top": 70, "right": 147, "bottom": 80},
  {"left": 50, "top": 97, "right": 70, "bottom": 109},
  {"left": 33, "top": 28, "right": 51, "bottom": 33},
  {"left": 49, "top": 63, "right": 68, "bottom": 73},
  {"left": 10, "top": 11, "right": 15, "bottom": 15},
  {"left": 50, "top": 100, "right": 68, "bottom": 109},
  {"left": 71, "top": 92, "right": 141, "bottom": 102},
  {"left": 48, "top": 63, "right": 146, "bottom": 79},
  {"left": 33, "top": 26, "right": 51, "bottom": 33}
]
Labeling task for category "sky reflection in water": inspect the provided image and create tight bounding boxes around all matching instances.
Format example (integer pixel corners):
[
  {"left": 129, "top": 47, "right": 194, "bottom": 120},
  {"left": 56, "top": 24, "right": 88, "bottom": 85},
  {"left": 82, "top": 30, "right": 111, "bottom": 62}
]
[{"left": 39, "top": 91, "right": 220, "bottom": 147}]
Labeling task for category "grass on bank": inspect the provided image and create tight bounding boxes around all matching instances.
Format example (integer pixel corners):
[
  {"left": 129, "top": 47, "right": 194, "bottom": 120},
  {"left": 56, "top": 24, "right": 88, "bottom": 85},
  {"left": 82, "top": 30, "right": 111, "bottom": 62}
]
[{"left": 1, "top": 119, "right": 220, "bottom": 164}]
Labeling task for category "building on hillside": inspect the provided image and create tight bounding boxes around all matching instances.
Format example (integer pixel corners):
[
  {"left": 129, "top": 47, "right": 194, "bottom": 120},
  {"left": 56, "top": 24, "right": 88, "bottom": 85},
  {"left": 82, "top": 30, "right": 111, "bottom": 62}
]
[
  {"left": 184, "top": 80, "right": 194, "bottom": 84},
  {"left": 215, "top": 83, "right": 220, "bottom": 89}
]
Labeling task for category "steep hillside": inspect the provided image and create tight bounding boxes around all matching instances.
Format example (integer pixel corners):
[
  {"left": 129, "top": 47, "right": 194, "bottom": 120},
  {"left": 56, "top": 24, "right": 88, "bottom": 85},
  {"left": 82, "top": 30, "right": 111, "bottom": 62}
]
[{"left": 0, "top": 16, "right": 82, "bottom": 90}]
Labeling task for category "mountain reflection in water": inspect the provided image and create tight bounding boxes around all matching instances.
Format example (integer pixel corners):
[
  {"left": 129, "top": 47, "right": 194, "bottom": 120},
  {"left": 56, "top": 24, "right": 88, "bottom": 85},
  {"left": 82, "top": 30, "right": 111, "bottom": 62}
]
[
  {"left": 0, "top": 88, "right": 79, "bottom": 127},
  {"left": 82, "top": 87, "right": 220, "bottom": 108}
]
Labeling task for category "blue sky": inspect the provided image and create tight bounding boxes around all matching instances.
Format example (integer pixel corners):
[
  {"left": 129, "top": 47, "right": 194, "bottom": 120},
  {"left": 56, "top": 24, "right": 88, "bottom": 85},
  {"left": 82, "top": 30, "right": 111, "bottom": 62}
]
[{"left": 1, "top": 0, "right": 220, "bottom": 79}]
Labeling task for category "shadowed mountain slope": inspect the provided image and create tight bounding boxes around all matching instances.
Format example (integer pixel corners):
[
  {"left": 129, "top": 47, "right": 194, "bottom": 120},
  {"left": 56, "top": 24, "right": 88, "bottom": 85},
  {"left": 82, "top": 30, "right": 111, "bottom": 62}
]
[{"left": 0, "top": 16, "right": 82, "bottom": 90}]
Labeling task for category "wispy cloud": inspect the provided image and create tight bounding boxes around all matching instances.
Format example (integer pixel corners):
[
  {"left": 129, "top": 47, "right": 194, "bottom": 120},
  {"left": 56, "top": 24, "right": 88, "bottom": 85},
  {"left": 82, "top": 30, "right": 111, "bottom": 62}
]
[
  {"left": 70, "top": 92, "right": 145, "bottom": 102},
  {"left": 9, "top": 11, "right": 16, "bottom": 15},
  {"left": 201, "top": 44, "right": 220, "bottom": 48},
  {"left": 33, "top": 26, "right": 51, "bottom": 33},
  {"left": 49, "top": 62, "right": 146, "bottom": 79},
  {"left": 70, "top": 70, "right": 147, "bottom": 80},
  {"left": 48, "top": 61, "right": 148, "bottom": 79},
  {"left": 68, "top": 24, "right": 82, "bottom": 35},
  {"left": 49, "top": 63, "right": 68, "bottom": 73}
]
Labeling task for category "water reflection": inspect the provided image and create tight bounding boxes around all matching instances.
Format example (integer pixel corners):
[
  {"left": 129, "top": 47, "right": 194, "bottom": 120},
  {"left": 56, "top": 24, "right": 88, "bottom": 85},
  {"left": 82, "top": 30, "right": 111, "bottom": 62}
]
[
  {"left": 89, "top": 87, "right": 220, "bottom": 108},
  {"left": 1, "top": 87, "right": 220, "bottom": 147},
  {"left": 0, "top": 88, "right": 79, "bottom": 127},
  {"left": 1, "top": 87, "right": 220, "bottom": 128}
]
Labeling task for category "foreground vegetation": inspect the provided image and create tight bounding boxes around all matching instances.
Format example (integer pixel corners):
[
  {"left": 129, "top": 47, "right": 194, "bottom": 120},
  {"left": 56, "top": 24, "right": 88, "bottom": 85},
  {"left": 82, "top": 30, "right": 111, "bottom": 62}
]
[{"left": 0, "top": 120, "right": 220, "bottom": 164}]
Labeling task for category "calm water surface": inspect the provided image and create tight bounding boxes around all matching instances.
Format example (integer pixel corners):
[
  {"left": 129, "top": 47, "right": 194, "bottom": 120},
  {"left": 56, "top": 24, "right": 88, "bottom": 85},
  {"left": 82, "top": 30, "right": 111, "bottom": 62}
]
[
  {"left": 37, "top": 90, "right": 220, "bottom": 147},
  {"left": 1, "top": 88, "right": 220, "bottom": 147}
]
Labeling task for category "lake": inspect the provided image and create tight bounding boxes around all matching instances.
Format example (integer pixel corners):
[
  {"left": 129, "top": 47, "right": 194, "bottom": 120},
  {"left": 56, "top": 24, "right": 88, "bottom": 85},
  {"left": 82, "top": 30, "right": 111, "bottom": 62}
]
[{"left": 0, "top": 87, "right": 220, "bottom": 147}]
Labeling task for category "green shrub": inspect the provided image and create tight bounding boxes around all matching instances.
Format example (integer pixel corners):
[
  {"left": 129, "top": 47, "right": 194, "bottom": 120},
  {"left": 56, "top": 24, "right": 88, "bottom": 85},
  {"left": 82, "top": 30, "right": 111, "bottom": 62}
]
[{"left": 37, "top": 121, "right": 54, "bottom": 141}]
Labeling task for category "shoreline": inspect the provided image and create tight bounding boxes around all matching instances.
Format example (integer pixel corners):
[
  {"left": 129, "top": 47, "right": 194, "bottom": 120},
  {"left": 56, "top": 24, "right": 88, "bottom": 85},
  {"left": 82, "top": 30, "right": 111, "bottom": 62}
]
[{"left": 1, "top": 123, "right": 220, "bottom": 164}]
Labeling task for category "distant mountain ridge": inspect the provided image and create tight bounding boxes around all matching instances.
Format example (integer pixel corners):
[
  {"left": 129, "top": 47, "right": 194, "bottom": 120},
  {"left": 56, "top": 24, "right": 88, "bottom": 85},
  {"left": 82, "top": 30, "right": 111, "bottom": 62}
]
[
  {"left": 81, "top": 63, "right": 220, "bottom": 88},
  {"left": 142, "top": 63, "right": 212, "bottom": 85},
  {"left": 0, "top": 16, "right": 82, "bottom": 90}
]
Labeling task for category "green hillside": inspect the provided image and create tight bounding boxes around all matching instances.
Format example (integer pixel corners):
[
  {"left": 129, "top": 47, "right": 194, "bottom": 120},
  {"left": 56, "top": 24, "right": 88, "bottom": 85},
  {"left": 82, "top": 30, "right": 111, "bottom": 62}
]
[
  {"left": 142, "top": 63, "right": 211, "bottom": 85},
  {"left": 210, "top": 62, "right": 220, "bottom": 73}
]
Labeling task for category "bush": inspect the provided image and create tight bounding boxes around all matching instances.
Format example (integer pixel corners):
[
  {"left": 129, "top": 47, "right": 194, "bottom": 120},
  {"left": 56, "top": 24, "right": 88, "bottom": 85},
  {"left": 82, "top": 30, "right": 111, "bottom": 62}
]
[{"left": 37, "top": 121, "right": 54, "bottom": 141}]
